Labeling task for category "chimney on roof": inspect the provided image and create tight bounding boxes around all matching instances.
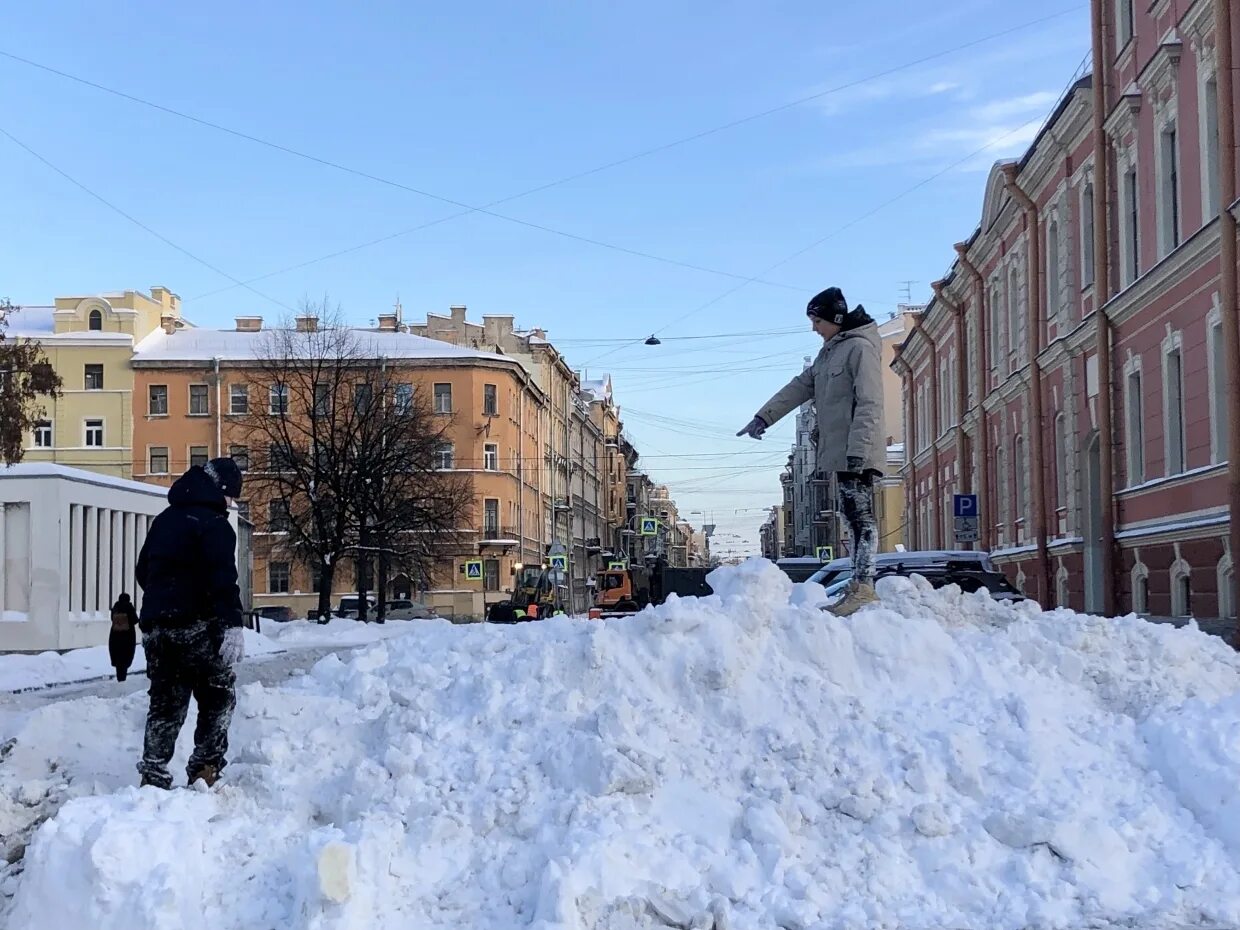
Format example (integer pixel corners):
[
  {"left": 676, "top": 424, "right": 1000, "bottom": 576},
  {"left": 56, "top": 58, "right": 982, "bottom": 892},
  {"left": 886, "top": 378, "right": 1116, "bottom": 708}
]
[
  {"left": 235, "top": 316, "right": 263, "bottom": 332},
  {"left": 295, "top": 315, "right": 319, "bottom": 333},
  {"left": 450, "top": 305, "right": 467, "bottom": 323},
  {"left": 377, "top": 313, "right": 399, "bottom": 332},
  {"left": 160, "top": 315, "right": 179, "bottom": 335}
]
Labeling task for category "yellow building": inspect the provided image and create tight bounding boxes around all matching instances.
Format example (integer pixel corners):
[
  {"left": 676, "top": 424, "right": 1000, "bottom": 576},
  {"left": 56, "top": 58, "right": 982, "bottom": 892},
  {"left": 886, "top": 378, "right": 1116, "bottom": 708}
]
[{"left": 8, "top": 287, "right": 181, "bottom": 479}]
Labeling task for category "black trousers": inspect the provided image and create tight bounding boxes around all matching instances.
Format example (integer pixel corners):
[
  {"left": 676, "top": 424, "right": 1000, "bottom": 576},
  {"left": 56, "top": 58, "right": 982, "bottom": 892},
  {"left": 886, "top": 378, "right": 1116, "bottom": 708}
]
[
  {"left": 137, "top": 621, "right": 236, "bottom": 788},
  {"left": 837, "top": 471, "right": 878, "bottom": 586}
]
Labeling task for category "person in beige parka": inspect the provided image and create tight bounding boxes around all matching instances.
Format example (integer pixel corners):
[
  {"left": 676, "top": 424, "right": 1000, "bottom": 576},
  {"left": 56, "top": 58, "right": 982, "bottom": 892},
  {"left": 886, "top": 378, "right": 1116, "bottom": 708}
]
[{"left": 737, "top": 287, "right": 885, "bottom": 616}]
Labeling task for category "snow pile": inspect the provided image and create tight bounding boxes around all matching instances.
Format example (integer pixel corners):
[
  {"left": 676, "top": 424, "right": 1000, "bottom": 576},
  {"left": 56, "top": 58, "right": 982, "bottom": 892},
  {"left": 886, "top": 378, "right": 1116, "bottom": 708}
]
[
  {"left": 0, "top": 628, "right": 282, "bottom": 693},
  {"left": 8, "top": 560, "right": 1240, "bottom": 930},
  {"left": 260, "top": 616, "right": 434, "bottom": 649}
]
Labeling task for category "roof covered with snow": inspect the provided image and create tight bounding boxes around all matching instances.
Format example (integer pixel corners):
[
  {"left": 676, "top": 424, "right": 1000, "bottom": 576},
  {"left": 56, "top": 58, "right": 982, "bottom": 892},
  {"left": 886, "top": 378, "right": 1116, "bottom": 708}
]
[
  {"left": 132, "top": 327, "right": 515, "bottom": 365},
  {"left": 1, "top": 306, "right": 55, "bottom": 337}
]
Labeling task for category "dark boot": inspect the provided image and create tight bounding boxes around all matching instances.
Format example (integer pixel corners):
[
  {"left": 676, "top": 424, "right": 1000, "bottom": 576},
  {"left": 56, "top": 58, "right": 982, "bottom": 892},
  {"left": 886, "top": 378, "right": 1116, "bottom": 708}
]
[{"left": 187, "top": 764, "right": 221, "bottom": 787}]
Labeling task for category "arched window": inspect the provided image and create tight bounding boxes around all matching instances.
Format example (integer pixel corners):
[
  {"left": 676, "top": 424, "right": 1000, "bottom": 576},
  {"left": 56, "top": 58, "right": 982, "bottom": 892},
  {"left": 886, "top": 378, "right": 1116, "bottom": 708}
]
[
  {"left": 1013, "top": 435, "right": 1026, "bottom": 524},
  {"left": 1008, "top": 268, "right": 1022, "bottom": 367},
  {"left": 1132, "top": 563, "right": 1149, "bottom": 614},
  {"left": 1218, "top": 554, "right": 1234, "bottom": 621},
  {"left": 1054, "top": 413, "right": 1067, "bottom": 510},
  {"left": 1047, "top": 219, "right": 1061, "bottom": 325},
  {"left": 88, "top": 308, "right": 102, "bottom": 331},
  {"left": 1170, "top": 560, "right": 1192, "bottom": 618}
]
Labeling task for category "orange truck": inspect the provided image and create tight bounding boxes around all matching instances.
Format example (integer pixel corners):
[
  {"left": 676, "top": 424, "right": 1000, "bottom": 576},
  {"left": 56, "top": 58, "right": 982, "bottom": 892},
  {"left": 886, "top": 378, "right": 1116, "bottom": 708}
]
[{"left": 594, "top": 564, "right": 711, "bottom": 616}]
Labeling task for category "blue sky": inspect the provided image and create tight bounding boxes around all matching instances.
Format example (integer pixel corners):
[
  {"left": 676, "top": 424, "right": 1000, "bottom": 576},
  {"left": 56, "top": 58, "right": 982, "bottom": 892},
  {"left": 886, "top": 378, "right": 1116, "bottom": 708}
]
[{"left": 0, "top": 1, "right": 1089, "bottom": 549}]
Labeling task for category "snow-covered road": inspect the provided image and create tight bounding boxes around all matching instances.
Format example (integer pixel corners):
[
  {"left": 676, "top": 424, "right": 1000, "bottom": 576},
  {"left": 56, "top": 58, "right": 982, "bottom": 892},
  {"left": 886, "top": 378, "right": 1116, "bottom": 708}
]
[{"left": 5, "top": 562, "right": 1240, "bottom": 930}]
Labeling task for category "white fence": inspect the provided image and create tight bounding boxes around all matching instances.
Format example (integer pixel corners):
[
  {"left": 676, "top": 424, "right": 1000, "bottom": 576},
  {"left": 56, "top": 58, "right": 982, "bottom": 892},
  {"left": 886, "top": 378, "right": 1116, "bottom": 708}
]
[{"left": 0, "top": 464, "right": 169, "bottom": 652}]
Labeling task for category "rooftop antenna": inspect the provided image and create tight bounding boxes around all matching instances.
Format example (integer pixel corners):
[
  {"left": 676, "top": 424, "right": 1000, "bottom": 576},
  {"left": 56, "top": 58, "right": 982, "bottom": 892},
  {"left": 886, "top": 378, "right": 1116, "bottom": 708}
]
[
  {"left": 898, "top": 280, "right": 916, "bottom": 304},
  {"left": 394, "top": 294, "right": 403, "bottom": 326}
]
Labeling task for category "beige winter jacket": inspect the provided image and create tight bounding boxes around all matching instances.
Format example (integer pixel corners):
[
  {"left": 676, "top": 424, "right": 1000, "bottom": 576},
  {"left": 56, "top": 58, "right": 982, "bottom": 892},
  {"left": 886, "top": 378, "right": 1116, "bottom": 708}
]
[{"left": 755, "top": 323, "right": 886, "bottom": 475}]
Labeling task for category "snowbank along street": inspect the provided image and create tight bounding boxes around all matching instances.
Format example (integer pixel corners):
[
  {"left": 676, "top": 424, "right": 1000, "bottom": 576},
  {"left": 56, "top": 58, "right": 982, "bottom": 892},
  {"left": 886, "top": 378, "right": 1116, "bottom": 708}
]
[{"left": 4, "top": 561, "right": 1240, "bottom": 929}]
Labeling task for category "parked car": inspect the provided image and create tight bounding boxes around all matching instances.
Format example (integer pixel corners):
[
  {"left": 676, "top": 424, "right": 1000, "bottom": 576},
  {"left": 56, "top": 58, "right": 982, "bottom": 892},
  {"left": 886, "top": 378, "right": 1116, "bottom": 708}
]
[
  {"left": 810, "top": 550, "right": 1023, "bottom": 606},
  {"left": 336, "top": 594, "right": 378, "bottom": 619},
  {"left": 775, "top": 556, "right": 829, "bottom": 583},
  {"left": 383, "top": 599, "right": 434, "bottom": 620},
  {"left": 807, "top": 550, "right": 996, "bottom": 588},
  {"left": 257, "top": 605, "right": 297, "bottom": 623}
]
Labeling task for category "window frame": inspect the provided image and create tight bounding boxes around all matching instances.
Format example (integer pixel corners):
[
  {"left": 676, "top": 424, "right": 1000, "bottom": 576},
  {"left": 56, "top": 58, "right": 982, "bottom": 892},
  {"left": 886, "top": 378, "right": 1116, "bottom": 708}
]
[
  {"left": 268, "top": 561, "right": 291, "bottom": 594},
  {"left": 269, "top": 382, "right": 290, "bottom": 416},
  {"left": 189, "top": 445, "right": 209, "bottom": 469},
  {"left": 84, "top": 364, "right": 104, "bottom": 391},
  {"left": 188, "top": 383, "right": 211, "bottom": 417},
  {"left": 88, "top": 308, "right": 102, "bottom": 331},
  {"left": 1157, "top": 120, "right": 1181, "bottom": 256},
  {"left": 433, "top": 382, "right": 453, "bottom": 415},
  {"left": 1208, "top": 300, "right": 1228, "bottom": 464},
  {"left": 484, "top": 442, "right": 499, "bottom": 471},
  {"left": 483, "top": 383, "right": 498, "bottom": 417},
  {"left": 84, "top": 418, "right": 104, "bottom": 448},
  {"left": 230, "top": 384, "right": 249, "bottom": 415},
  {"left": 230, "top": 444, "right": 250, "bottom": 472},
  {"left": 393, "top": 382, "right": 413, "bottom": 415},
  {"left": 148, "top": 384, "right": 169, "bottom": 417},
  {"left": 435, "top": 443, "right": 455, "bottom": 470},
  {"left": 149, "top": 446, "right": 170, "bottom": 475},
  {"left": 33, "top": 419, "right": 53, "bottom": 448},
  {"left": 1162, "top": 336, "right": 1186, "bottom": 476},
  {"left": 1124, "top": 361, "right": 1145, "bottom": 485}
]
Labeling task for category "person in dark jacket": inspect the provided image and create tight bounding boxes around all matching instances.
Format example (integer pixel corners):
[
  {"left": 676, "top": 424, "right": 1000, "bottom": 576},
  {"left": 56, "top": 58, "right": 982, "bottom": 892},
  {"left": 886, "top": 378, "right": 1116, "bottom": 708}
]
[
  {"left": 108, "top": 593, "right": 139, "bottom": 682},
  {"left": 136, "top": 457, "right": 245, "bottom": 790}
]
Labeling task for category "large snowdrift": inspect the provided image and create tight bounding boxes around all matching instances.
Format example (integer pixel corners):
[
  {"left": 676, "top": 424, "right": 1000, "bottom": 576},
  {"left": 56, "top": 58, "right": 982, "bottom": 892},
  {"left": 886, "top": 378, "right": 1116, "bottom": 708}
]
[{"left": 6, "top": 560, "right": 1240, "bottom": 930}]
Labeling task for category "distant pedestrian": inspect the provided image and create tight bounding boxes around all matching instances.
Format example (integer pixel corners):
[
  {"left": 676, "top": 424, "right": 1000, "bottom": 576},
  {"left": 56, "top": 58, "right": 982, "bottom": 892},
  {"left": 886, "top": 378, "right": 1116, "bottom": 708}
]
[
  {"left": 136, "top": 457, "right": 246, "bottom": 790},
  {"left": 108, "top": 593, "right": 139, "bottom": 682},
  {"left": 738, "top": 287, "right": 885, "bottom": 616}
]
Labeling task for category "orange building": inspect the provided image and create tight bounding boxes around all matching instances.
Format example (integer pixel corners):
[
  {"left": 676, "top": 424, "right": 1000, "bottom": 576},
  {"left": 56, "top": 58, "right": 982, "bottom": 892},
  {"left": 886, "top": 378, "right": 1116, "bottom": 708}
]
[{"left": 130, "top": 313, "right": 548, "bottom": 619}]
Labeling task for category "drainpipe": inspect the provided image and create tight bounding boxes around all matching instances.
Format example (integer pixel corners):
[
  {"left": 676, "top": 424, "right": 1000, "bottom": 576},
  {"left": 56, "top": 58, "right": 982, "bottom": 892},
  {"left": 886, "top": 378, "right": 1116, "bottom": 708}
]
[
  {"left": 892, "top": 347, "right": 918, "bottom": 548},
  {"left": 213, "top": 357, "right": 222, "bottom": 458},
  {"left": 911, "top": 313, "right": 942, "bottom": 548},
  {"left": 1217, "top": 0, "right": 1240, "bottom": 639},
  {"left": 931, "top": 280, "right": 971, "bottom": 503},
  {"left": 1002, "top": 164, "right": 1052, "bottom": 605},
  {"left": 1092, "top": 0, "right": 1118, "bottom": 615},
  {"left": 955, "top": 242, "right": 991, "bottom": 551}
]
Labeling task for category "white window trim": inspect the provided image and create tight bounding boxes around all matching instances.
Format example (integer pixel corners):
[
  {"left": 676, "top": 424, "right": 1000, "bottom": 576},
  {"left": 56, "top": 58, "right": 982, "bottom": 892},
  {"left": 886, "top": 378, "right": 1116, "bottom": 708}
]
[
  {"left": 1123, "top": 352, "right": 1145, "bottom": 486},
  {"left": 1198, "top": 58, "right": 1220, "bottom": 223},
  {"left": 229, "top": 384, "right": 249, "bottom": 415},
  {"left": 269, "top": 383, "right": 289, "bottom": 416},
  {"left": 434, "top": 383, "right": 453, "bottom": 415},
  {"left": 188, "top": 445, "right": 210, "bottom": 469},
  {"left": 83, "top": 418, "right": 105, "bottom": 448},
  {"left": 1079, "top": 170, "right": 1096, "bottom": 290},
  {"left": 33, "top": 419, "right": 53, "bottom": 448},
  {"left": 188, "top": 382, "right": 211, "bottom": 417},
  {"left": 148, "top": 445, "right": 171, "bottom": 475},
  {"left": 1161, "top": 327, "right": 1186, "bottom": 476},
  {"left": 1054, "top": 411, "right": 1068, "bottom": 510},
  {"left": 1115, "top": 0, "right": 1134, "bottom": 51},
  {"left": 1154, "top": 111, "right": 1181, "bottom": 258},
  {"left": 484, "top": 442, "right": 499, "bottom": 471},
  {"left": 1207, "top": 296, "right": 1227, "bottom": 464},
  {"left": 1170, "top": 554, "right": 1192, "bottom": 618},
  {"left": 148, "top": 383, "right": 169, "bottom": 417},
  {"left": 1131, "top": 559, "right": 1150, "bottom": 614},
  {"left": 1117, "top": 145, "right": 1140, "bottom": 288}
]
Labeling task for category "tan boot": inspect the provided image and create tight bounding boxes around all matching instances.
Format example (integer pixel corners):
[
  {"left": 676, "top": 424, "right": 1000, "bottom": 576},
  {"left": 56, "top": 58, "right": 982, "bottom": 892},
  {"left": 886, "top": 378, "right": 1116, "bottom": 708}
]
[
  {"left": 188, "top": 764, "right": 221, "bottom": 788},
  {"left": 829, "top": 583, "right": 879, "bottom": 617}
]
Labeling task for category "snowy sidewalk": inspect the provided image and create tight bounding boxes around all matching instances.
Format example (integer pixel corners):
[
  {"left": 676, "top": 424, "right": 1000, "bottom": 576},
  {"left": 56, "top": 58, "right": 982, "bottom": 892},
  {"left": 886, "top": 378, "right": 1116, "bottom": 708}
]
[
  {"left": 0, "top": 616, "right": 429, "bottom": 694},
  {"left": 6, "top": 566, "right": 1240, "bottom": 929}
]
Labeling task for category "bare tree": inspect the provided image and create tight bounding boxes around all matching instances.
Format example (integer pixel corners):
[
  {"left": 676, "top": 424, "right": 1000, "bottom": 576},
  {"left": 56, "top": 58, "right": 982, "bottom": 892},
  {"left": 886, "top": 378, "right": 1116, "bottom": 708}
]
[
  {"left": 0, "top": 299, "right": 63, "bottom": 465},
  {"left": 237, "top": 301, "right": 470, "bottom": 620}
]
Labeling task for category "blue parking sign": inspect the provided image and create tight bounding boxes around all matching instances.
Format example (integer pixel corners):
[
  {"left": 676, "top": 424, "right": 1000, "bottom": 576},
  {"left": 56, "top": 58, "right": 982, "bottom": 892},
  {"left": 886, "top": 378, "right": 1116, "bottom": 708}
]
[{"left": 953, "top": 494, "right": 978, "bottom": 518}]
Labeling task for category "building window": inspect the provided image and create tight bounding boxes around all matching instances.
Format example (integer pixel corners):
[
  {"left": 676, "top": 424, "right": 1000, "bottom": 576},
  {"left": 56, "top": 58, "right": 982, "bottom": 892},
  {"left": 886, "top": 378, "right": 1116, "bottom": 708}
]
[
  {"left": 230, "top": 445, "right": 249, "bottom": 471},
  {"left": 148, "top": 384, "right": 168, "bottom": 416},
  {"left": 84, "top": 364, "right": 104, "bottom": 391},
  {"left": 33, "top": 420, "right": 52, "bottom": 448},
  {"left": 1047, "top": 220, "right": 1061, "bottom": 324},
  {"left": 435, "top": 443, "right": 454, "bottom": 470},
  {"left": 269, "top": 442, "right": 295, "bottom": 471},
  {"left": 1164, "top": 344, "right": 1185, "bottom": 475},
  {"left": 84, "top": 419, "right": 104, "bottom": 447},
  {"left": 235, "top": 500, "right": 250, "bottom": 520},
  {"left": 1054, "top": 413, "right": 1067, "bottom": 509},
  {"left": 484, "top": 498, "right": 500, "bottom": 536},
  {"left": 354, "top": 382, "right": 372, "bottom": 414},
  {"left": 1219, "top": 556, "right": 1235, "bottom": 621},
  {"left": 1171, "top": 566, "right": 1192, "bottom": 618},
  {"left": 1202, "top": 76, "right": 1221, "bottom": 220},
  {"left": 1007, "top": 268, "right": 1021, "bottom": 369},
  {"left": 149, "top": 447, "right": 170, "bottom": 474},
  {"left": 484, "top": 558, "right": 500, "bottom": 593},
  {"left": 269, "top": 499, "right": 291, "bottom": 534},
  {"left": 312, "top": 382, "right": 330, "bottom": 419},
  {"left": 268, "top": 562, "right": 290, "bottom": 594},
  {"left": 434, "top": 383, "right": 452, "bottom": 414},
  {"left": 186, "top": 383, "right": 208, "bottom": 416},
  {"left": 483, "top": 383, "right": 498, "bottom": 417},
  {"left": 88, "top": 309, "right": 102, "bottom": 331},
  {"left": 1122, "top": 166, "right": 1140, "bottom": 285},
  {"left": 1132, "top": 565, "right": 1149, "bottom": 614},
  {"left": 1158, "top": 123, "right": 1181, "bottom": 255},
  {"left": 988, "top": 283, "right": 1002, "bottom": 378},
  {"left": 270, "top": 383, "right": 289, "bottom": 416},
  {"left": 484, "top": 443, "right": 499, "bottom": 471},
  {"left": 1081, "top": 182, "right": 1095, "bottom": 287},
  {"left": 1117, "top": 0, "right": 1134, "bottom": 48},
  {"left": 189, "top": 445, "right": 209, "bottom": 469},
  {"left": 230, "top": 384, "right": 249, "bottom": 415},
  {"left": 394, "top": 382, "right": 413, "bottom": 415},
  {"left": 996, "top": 444, "right": 1008, "bottom": 541},
  {"left": 1125, "top": 366, "right": 1144, "bottom": 485},
  {"left": 1209, "top": 308, "right": 1228, "bottom": 463},
  {"left": 1013, "top": 435, "right": 1026, "bottom": 524}
]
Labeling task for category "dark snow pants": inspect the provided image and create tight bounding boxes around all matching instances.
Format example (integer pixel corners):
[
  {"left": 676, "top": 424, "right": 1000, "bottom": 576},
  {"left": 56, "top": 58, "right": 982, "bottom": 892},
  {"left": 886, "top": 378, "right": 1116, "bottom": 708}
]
[
  {"left": 837, "top": 472, "right": 878, "bottom": 587},
  {"left": 137, "top": 620, "right": 236, "bottom": 788}
]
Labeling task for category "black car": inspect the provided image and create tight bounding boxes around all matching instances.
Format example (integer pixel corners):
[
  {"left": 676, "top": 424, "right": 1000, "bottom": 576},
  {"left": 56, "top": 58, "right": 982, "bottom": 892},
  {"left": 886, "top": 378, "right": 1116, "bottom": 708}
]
[{"left": 808, "top": 550, "right": 1024, "bottom": 605}]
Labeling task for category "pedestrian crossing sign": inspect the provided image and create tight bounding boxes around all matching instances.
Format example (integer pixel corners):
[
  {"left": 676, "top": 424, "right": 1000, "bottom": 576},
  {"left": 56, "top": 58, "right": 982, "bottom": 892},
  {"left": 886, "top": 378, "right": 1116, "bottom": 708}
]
[
  {"left": 550, "top": 554, "right": 568, "bottom": 571},
  {"left": 815, "top": 546, "right": 834, "bottom": 561},
  {"left": 639, "top": 517, "right": 658, "bottom": 536},
  {"left": 464, "top": 559, "right": 483, "bottom": 581}
]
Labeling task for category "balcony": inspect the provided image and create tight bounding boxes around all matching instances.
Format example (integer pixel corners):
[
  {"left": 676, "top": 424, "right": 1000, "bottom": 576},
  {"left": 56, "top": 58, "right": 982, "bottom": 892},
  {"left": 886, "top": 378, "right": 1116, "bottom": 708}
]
[{"left": 480, "top": 526, "right": 520, "bottom": 547}]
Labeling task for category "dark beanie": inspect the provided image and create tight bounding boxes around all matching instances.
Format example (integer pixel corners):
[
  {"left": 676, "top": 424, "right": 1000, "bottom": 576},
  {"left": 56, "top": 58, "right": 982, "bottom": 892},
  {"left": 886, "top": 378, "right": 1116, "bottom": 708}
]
[
  {"left": 807, "top": 287, "right": 850, "bottom": 326},
  {"left": 204, "top": 457, "right": 243, "bottom": 499}
]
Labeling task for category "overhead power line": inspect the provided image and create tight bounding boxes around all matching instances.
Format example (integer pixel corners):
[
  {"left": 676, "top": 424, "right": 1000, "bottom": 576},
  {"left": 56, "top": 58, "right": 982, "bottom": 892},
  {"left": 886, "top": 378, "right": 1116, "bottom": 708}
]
[{"left": 0, "top": 7, "right": 1083, "bottom": 300}]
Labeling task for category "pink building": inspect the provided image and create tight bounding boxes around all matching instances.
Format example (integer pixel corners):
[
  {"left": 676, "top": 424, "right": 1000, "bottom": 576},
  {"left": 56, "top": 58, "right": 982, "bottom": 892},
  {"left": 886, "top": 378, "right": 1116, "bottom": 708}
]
[{"left": 897, "top": 0, "right": 1239, "bottom": 620}]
